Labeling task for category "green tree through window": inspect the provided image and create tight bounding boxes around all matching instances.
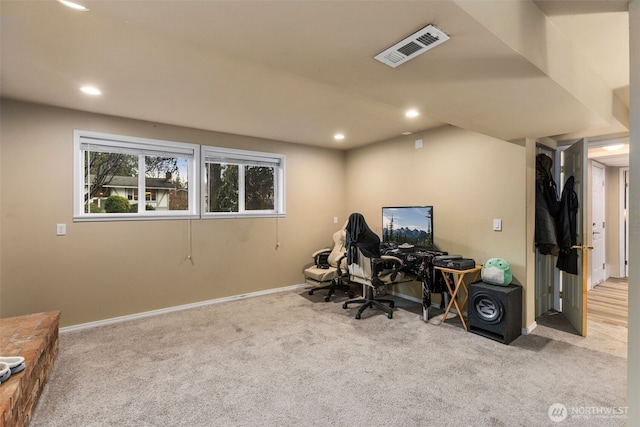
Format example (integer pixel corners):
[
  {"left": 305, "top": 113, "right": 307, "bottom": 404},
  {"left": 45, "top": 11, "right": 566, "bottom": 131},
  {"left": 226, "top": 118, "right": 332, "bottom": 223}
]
[
  {"left": 202, "top": 146, "right": 284, "bottom": 216},
  {"left": 208, "top": 164, "right": 239, "bottom": 212},
  {"left": 246, "top": 166, "right": 274, "bottom": 210}
]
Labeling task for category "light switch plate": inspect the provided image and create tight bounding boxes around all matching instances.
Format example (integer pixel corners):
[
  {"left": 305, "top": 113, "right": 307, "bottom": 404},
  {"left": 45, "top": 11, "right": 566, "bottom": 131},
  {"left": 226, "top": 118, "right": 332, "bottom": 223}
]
[
  {"left": 56, "top": 223, "right": 66, "bottom": 236},
  {"left": 493, "top": 218, "right": 502, "bottom": 231}
]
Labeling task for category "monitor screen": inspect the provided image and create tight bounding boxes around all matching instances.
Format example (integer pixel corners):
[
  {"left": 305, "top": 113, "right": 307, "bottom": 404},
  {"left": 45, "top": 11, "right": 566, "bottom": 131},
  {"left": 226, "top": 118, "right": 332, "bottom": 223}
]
[{"left": 382, "top": 206, "right": 433, "bottom": 248}]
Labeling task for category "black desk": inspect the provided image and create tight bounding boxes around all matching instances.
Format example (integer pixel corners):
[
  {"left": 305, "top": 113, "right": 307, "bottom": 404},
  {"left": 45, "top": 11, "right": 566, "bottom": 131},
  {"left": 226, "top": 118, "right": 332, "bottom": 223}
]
[{"left": 381, "top": 246, "right": 448, "bottom": 321}]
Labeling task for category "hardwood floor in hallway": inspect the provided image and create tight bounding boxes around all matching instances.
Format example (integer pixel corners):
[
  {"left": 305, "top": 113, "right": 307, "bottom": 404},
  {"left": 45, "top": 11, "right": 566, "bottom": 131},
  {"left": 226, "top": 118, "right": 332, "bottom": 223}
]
[{"left": 588, "top": 278, "right": 628, "bottom": 328}]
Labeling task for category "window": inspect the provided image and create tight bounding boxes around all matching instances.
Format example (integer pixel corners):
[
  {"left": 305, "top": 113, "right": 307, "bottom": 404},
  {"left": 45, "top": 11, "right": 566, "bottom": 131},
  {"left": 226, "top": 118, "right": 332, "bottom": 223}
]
[
  {"left": 145, "top": 189, "right": 157, "bottom": 202},
  {"left": 202, "top": 146, "right": 285, "bottom": 218},
  {"left": 74, "top": 130, "right": 199, "bottom": 220},
  {"left": 73, "top": 131, "right": 285, "bottom": 221},
  {"left": 126, "top": 188, "right": 138, "bottom": 201}
]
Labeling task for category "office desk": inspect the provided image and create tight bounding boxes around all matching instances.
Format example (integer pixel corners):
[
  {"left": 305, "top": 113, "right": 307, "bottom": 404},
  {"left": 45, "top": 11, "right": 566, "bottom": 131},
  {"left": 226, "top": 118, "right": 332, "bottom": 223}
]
[
  {"left": 381, "top": 247, "right": 448, "bottom": 321},
  {"left": 435, "top": 265, "right": 482, "bottom": 330}
]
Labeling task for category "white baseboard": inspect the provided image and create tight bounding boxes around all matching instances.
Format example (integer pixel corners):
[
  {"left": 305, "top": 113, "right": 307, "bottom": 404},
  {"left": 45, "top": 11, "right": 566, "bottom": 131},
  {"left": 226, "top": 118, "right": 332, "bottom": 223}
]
[
  {"left": 522, "top": 321, "right": 537, "bottom": 335},
  {"left": 61, "top": 284, "right": 307, "bottom": 333}
]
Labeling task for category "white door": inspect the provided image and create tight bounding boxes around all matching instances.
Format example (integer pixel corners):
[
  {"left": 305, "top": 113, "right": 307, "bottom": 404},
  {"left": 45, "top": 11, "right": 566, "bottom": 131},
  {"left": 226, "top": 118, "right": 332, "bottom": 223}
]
[
  {"left": 591, "top": 162, "right": 606, "bottom": 288},
  {"left": 561, "top": 139, "right": 589, "bottom": 336}
]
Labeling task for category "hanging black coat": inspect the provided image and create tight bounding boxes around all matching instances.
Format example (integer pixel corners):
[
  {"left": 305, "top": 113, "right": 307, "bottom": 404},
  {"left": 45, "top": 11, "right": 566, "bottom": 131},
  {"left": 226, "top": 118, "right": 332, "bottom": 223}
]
[
  {"left": 535, "top": 154, "right": 561, "bottom": 255},
  {"left": 556, "top": 175, "right": 580, "bottom": 275}
]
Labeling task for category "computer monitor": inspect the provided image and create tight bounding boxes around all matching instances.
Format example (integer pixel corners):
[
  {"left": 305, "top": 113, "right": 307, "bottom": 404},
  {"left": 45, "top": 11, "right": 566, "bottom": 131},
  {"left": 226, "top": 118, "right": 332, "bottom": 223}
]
[{"left": 382, "top": 206, "right": 433, "bottom": 248}]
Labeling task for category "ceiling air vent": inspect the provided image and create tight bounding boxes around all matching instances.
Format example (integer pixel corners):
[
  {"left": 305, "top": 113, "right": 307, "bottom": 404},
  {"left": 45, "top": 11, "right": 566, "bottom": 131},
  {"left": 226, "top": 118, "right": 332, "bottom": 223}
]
[{"left": 374, "top": 24, "right": 449, "bottom": 68}]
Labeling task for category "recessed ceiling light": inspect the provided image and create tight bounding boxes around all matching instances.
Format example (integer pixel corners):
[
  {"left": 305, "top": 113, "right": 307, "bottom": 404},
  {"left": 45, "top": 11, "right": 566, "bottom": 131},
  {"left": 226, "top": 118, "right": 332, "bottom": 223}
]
[
  {"left": 57, "top": 0, "right": 89, "bottom": 11},
  {"left": 334, "top": 133, "right": 345, "bottom": 141},
  {"left": 405, "top": 109, "right": 419, "bottom": 118},
  {"left": 602, "top": 144, "right": 624, "bottom": 151},
  {"left": 80, "top": 86, "right": 102, "bottom": 96}
]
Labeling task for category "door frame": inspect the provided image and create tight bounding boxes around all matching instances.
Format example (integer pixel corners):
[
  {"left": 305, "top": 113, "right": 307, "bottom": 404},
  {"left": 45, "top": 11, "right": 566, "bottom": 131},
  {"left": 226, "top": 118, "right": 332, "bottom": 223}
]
[
  {"left": 619, "top": 167, "right": 629, "bottom": 277},
  {"left": 590, "top": 160, "right": 606, "bottom": 289}
]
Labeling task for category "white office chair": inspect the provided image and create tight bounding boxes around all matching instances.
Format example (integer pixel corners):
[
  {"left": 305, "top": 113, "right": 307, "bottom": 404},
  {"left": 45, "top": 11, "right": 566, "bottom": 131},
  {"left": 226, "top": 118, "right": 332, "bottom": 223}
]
[{"left": 304, "top": 226, "right": 354, "bottom": 301}]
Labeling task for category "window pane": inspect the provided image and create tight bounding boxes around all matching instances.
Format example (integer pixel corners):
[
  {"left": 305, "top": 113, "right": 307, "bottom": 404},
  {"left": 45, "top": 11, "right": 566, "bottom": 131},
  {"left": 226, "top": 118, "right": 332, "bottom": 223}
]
[
  {"left": 200, "top": 145, "right": 285, "bottom": 218},
  {"left": 126, "top": 188, "right": 138, "bottom": 201},
  {"left": 245, "top": 166, "right": 274, "bottom": 210},
  {"left": 84, "top": 150, "right": 138, "bottom": 214},
  {"left": 206, "top": 163, "right": 239, "bottom": 212},
  {"left": 75, "top": 131, "right": 200, "bottom": 220},
  {"left": 144, "top": 155, "right": 189, "bottom": 211}
]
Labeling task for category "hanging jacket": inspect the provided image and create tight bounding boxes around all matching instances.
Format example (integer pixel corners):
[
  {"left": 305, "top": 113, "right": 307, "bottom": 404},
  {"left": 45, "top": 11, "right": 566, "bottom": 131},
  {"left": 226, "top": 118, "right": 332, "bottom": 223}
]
[
  {"left": 535, "top": 154, "right": 560, "bottom": 255},
  {"left": 556, "top": 175, "right": 579, "bottom": 275}
]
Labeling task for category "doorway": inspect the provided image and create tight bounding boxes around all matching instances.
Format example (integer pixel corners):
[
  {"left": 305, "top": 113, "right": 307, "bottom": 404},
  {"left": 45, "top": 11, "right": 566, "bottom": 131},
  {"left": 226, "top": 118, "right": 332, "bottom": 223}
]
[
  {"left": 535, "top": 138, "right": 630, "bottom": 335},
  {"left": 585, "top": 147, "right": 629, "bottom": 330},
  {"left": 534, "top": 140, "right": 589, "bottom": 336}
]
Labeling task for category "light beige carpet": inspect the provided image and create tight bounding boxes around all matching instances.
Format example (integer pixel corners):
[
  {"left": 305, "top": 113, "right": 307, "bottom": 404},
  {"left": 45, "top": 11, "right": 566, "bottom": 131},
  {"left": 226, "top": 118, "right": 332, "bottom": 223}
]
[{"left": 31, "top": 289, "right": 627, "bottom": 426}]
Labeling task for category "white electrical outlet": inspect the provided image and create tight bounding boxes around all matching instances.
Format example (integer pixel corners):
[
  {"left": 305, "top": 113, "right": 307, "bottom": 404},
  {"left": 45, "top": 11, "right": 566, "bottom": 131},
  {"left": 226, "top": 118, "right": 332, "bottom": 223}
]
[
  {"left": 56, "top": 223, "right": 66, "bottom": 236},
  {"left": 493, "top": 219, "right": 502, "bottom": 231}
]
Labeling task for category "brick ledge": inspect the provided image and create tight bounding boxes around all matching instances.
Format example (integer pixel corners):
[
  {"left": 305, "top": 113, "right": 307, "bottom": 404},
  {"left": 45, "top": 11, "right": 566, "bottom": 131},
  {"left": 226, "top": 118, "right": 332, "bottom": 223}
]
[{"left": 0, "top": 311, "right": 61, "bottom": 427}]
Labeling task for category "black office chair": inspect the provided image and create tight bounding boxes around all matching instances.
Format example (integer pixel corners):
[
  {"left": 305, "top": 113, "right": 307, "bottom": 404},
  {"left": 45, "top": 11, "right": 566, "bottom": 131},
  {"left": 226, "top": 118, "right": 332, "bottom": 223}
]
[{"left": 342, "top": 213, "right": 405, "bottom": 319}]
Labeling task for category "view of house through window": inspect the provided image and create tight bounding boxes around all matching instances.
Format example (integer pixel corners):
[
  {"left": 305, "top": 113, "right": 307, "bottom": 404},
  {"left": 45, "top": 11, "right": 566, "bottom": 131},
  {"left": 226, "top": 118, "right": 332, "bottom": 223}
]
[
  {"left": 75, "top": 130, "right": 198, "bottom": 220},
  {"left": 83, "top": 151, "right": 189, "bottom": 214},
  {"left": 84, "top": 151, "right": 138, "bottom": 214}
]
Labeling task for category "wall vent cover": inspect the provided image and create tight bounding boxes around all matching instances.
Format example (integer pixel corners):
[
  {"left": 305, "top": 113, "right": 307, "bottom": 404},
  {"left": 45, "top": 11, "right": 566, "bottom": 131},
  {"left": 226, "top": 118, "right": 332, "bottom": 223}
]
[{"left": 374, "top": 24, "right": 449, "bottom": 68}]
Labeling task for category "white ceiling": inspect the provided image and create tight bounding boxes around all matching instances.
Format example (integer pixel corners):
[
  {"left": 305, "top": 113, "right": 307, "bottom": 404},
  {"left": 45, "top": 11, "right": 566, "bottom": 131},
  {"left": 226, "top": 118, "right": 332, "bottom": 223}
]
[{"left": 0, "top": 0, "right": 630, "bottom": 153}]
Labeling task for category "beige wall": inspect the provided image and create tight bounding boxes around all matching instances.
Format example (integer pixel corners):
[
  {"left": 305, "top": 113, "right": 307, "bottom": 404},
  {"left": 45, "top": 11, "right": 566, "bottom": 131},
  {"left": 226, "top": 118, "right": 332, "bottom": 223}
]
[
  {"left": 1, "top": 100, "right": 532, "bottom": 329},
  {"left": 0, "top": 99, "right": 347, "bottom": 326},
  {"left": 344, "top": 126, "right": 530, "bottom": 325}
]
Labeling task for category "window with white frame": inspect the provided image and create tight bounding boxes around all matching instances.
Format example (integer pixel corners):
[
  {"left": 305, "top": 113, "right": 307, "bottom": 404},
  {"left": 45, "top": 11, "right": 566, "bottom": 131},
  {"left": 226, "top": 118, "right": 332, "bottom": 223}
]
[
  {"left": 202, "top": 146, "right": 285, "bottom": 218},
  {"left": 74, "top": 130, "right": 199, "bottom": 220}
]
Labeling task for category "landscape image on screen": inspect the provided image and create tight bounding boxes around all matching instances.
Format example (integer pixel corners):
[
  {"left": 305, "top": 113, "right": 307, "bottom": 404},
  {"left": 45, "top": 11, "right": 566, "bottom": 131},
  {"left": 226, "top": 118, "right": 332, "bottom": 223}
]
[{"left": 382, "top": 206, "right": 433, "bottom": 248}]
